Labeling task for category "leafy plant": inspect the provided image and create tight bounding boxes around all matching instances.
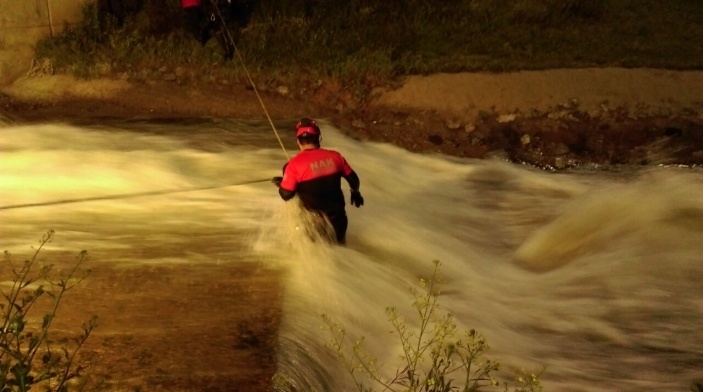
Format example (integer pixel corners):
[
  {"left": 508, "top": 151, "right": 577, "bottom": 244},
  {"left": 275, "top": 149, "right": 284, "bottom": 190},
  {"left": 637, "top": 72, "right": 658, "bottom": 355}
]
[
  {"left": 322, "top": 260, "right": 544, "bottom": 392},
  {"left": 0, "top": 230, "right": 97, "bottom": 392}
]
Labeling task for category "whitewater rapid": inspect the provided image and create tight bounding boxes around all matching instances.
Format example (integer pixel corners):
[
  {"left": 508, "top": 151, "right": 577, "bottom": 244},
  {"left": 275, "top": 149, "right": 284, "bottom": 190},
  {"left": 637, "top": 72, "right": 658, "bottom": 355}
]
[{"left": 1, "top": 119, "right": 701, "bottom": 391}]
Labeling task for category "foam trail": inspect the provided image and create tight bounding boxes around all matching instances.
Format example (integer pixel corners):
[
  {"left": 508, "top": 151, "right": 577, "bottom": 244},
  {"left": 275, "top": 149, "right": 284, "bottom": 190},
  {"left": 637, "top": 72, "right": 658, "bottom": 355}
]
[{"left": 515, "top": 170, "right": 703, "bottom": 272}]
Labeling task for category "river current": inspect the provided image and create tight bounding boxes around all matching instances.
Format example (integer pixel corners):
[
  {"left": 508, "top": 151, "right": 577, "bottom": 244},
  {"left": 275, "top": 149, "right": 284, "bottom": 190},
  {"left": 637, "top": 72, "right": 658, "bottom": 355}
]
[{"left": 1, "top": 117, "right": 701, "bottom": 391}]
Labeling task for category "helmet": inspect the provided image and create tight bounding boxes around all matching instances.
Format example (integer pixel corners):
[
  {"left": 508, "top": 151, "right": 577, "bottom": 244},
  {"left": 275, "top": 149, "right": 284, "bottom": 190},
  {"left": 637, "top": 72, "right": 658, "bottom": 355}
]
[{"left": 296, "top": 117, "right": 321, "bottom": 137}]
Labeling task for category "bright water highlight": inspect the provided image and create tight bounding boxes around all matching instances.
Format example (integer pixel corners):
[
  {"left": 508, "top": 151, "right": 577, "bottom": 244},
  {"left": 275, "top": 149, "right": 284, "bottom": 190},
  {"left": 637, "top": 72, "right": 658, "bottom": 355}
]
[{"left": 1, "top": 119, "right": 701, "bottom": 391}]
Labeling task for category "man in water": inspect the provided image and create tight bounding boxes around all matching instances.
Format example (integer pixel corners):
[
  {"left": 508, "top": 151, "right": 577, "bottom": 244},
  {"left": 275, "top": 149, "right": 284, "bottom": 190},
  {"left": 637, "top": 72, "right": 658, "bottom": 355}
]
[{"left": 272, "top": 118, "right": 364, "bottom": 244}]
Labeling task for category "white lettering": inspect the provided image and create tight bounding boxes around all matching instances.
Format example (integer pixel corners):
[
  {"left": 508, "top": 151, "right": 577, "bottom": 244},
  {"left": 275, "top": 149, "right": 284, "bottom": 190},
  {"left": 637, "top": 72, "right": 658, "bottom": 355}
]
[{"left": 310, "top": 158, "right": 334, "bottom": 172}]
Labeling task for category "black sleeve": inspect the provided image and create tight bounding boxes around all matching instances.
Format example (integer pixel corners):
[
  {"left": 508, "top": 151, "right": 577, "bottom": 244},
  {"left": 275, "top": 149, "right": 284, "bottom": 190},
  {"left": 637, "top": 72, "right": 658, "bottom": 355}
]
[
  {"left": 279, "top": 187, "right": 296, "bottom": 201},
  {"left": 344, "top": 170, "right": 360, "bottom": 191},
  {"left": 277, "top": 162, "right": 295, "bottom": 200}
]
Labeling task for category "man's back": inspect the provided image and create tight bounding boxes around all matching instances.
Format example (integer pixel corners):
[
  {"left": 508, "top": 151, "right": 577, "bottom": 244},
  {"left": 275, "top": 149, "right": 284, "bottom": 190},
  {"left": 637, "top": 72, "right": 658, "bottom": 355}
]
[{"left": 280, "top": 148, "right": 353, "bottom": 212}]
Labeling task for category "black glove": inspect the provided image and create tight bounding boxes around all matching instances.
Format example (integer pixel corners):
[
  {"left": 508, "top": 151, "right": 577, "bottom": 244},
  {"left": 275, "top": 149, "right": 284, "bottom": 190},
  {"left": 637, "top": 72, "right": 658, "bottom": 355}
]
[
  {"left": 272, "top": 176, "right": 282, "bottom": 187},
  {"left": 350, "top": 190, "right": 364, "bottom": 207}
]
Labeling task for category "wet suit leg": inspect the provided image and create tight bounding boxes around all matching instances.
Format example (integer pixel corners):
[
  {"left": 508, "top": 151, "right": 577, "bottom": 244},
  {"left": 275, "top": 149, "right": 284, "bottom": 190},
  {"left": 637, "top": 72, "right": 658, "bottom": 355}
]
[
  {"left": 303, "top": 209, "right": 347, "bottom": 245},
  {"left": 325, "top": 209, "right": 348, "bottom": 245},
  {"left": 207, "top": 0, "right": 235, "bottom": 60}
]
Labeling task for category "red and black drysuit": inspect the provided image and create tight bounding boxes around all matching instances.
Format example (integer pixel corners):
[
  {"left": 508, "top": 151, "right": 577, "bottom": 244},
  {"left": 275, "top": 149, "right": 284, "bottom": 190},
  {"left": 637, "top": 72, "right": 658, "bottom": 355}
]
[{"left": 278, "top": 148, "right": 361, "bottom": 244}]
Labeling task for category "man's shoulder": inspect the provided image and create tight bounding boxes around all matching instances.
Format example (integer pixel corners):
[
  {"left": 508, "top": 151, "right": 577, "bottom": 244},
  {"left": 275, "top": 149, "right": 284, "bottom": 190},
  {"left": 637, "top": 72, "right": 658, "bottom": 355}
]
[
  {"left": 295, "top": 148, "right": 343, "bottom": 158},
  {"left": 318, "top": 148, "right": 345, "bottom": 158},
  {"left": 290, "top": 149, "right": 348, "bottom": 168}
]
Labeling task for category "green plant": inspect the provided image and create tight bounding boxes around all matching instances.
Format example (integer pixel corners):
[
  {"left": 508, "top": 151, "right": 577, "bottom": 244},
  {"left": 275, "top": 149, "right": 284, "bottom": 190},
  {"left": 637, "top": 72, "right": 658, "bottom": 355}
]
[
  {"left": 322, "top": 260, "right": 544, "bottom": 392},
  {"left": 0, "top": 230, "right": 97, "bottom": 392},
  {"left": 34, "top": 0, "right": 703, "bottom": 88}
]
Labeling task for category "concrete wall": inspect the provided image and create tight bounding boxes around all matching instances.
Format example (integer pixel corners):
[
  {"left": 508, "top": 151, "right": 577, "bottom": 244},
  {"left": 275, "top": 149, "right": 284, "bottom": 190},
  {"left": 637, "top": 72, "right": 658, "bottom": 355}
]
[{"left": 0, "top": 0, "right": 86, "bottom": 86}]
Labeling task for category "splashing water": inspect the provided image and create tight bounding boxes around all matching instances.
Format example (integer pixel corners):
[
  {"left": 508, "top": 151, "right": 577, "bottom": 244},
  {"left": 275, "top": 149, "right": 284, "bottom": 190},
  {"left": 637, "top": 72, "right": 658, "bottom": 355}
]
[{"left": 1, "top": 119, "right": 701, "bottom": 391}]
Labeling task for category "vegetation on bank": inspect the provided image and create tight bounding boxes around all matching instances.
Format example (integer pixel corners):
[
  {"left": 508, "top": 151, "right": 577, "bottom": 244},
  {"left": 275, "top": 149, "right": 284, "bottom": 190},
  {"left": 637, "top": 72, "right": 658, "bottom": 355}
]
[
  {"left": 1, "top": 231, "right": 97, "bottom": 391},
  {"left": 34, "top": 0, "right": 703, "bottom": 90}
]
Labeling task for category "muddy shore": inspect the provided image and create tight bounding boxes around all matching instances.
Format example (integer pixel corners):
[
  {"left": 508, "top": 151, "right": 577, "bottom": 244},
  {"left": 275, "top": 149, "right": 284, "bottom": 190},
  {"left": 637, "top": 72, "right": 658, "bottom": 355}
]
[{"left": 1, "top": 69, "right": 702, "bottom": 170}]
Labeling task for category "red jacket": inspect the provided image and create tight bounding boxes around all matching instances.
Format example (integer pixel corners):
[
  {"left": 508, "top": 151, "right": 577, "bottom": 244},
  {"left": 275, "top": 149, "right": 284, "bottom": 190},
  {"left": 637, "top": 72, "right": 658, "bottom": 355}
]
[
  {"left": 181, "top": 0, "right": 201, "bottom": 8},
  {"left": 280, "top": 148, "right": 357, "bottom": 212}
]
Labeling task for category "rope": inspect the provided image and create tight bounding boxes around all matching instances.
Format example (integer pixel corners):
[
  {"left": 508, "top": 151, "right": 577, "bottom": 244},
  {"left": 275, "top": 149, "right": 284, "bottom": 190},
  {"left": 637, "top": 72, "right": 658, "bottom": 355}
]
[
  {"left": 0, "top": 178, "right": 271, "bottom": 211},
  {"left": 211, "top": 0, "right": 290, "bottom": 161},
  {"left": 1, "top": 3, "right": 290, "bottom": 212}
]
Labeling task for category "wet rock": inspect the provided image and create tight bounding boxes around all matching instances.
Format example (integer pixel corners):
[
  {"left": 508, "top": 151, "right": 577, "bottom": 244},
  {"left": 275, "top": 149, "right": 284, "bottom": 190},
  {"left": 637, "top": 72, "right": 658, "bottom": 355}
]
[
  {"left": 664, "top": 127, "right": 682, "bottom": 137},
  {"left": 428, "top": 134, "right": 443, "bottom": 145},
  {"left": 276, "top": 85, "right": 290, "bottom": 96},
  {"left": 548, "top": 110, "right": 577, "bottom": 121},
  {"left": 549, "top": 143, "right": 570, "bottom": 155},
  {"left": 412, "top": 117, "right": 426, "bottom": 126},
  {"left": 554, "top": 157, "right": 566, "bottom": 169},
  {"left": 351, "top": 119, "right": 366, "bottom": 128},
  {"left": 445, "top": 118, "right": 461, "bottom": 130},
  {"left": 559, "top": 98, "right": 579, "bottom": 110},
  {"left": 528, "top": 108, "right": 542, "bottom": 118},
  {"left": 516, "top": 148, "right": 546, "bottom": 165},
  {"left": 520, "top": 134, "right": 531, "bottom": 145},
  {"left": 497, "top": 113, "right": 517, "bottom": 123},
  {"left": 478, "top": 110, "right": 492, "bottom": 121},
  {"left": 486, "top": 150, "right": 509, "bottom": 161}
]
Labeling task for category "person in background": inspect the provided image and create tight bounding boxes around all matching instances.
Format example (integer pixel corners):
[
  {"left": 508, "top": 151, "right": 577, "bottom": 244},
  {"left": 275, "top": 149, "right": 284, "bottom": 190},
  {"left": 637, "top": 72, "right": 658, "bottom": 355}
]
[
  {"left": 181, "top": 0, "right": 234, "bottom": 60},
  {"left": 272, "top": 118, "right": 364, "bottom": 244},
  {"left": 181, "top": 0, "right": 210, "bottom": 44},
  {"left": 98, "top": 0, "right": 144, "bottom": 30}
]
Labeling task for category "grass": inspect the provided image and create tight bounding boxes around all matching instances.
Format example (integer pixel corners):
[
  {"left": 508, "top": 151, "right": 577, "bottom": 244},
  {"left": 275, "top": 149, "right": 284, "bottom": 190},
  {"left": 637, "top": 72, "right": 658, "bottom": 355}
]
[{"left": 33, "top": 0, "right": 703, "bottom": 90}]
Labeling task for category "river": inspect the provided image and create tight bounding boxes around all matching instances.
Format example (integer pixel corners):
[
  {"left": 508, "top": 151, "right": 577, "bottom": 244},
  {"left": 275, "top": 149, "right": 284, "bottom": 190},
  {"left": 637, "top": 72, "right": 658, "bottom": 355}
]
[{"left": 1, "top": 117, "right": 701, "bottom": 392}]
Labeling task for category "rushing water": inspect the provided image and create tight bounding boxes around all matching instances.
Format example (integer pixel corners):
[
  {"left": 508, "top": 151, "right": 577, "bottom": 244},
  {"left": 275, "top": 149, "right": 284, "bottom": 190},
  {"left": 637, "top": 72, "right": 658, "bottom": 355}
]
[{"left": 1, "top": 118, "right": 701, "bottom": 392}]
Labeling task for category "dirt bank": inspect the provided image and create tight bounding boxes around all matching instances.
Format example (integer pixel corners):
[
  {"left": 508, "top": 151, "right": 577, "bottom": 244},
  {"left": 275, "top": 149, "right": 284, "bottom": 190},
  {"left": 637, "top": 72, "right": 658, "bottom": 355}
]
[{"left": 2, "top": 68, "right": 703, "bottom": 169}]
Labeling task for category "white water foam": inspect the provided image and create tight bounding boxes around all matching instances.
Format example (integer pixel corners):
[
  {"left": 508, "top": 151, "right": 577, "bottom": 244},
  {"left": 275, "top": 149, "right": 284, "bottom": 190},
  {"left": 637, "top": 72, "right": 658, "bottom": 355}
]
[{"left": 1, "top": 120, "right": 701, "bottom": 391}]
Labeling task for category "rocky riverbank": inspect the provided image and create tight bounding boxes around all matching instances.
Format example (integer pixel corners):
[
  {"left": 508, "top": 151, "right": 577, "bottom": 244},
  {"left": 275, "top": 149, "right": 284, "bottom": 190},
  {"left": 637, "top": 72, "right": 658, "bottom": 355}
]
[{"left": 2, "top": 68, "right": 702, "bottom": 170}]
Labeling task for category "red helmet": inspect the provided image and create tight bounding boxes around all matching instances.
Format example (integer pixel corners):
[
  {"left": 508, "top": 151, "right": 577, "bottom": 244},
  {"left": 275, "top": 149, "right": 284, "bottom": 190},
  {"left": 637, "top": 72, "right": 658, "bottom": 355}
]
[{"left": 296, "top": 118, "right": 321, "bottom": 137}]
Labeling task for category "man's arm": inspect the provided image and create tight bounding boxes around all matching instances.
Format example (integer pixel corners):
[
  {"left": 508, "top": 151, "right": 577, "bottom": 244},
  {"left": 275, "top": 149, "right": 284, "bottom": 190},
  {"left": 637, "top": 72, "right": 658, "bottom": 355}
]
[
  {"left": 344, "top": 170, "right": 364, "bottom": 208},
  {"left": 278, "top": 187, "right": 295, "bottom": 201},
  {"left": 344, "top": 170, "right": 360, "bottom": 191},
  {"left": 271, "top": 177, "right": 295, "bottom": 200},
  {"left": 276, "top": 162, "right": 297, "bottom": 201}
]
